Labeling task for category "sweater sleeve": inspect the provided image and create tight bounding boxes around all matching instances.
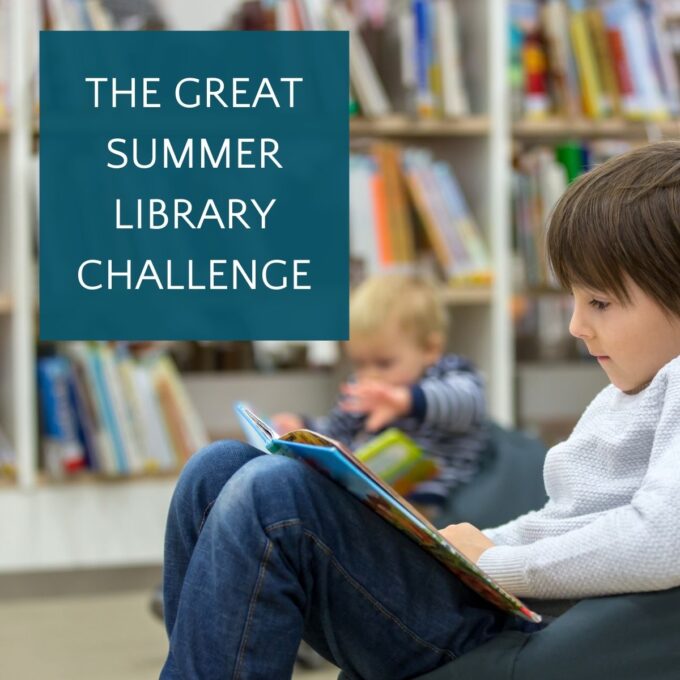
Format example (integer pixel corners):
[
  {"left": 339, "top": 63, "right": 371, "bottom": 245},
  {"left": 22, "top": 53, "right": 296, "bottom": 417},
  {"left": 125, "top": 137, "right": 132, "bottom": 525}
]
[
  {"left": 478, "top": 371, "right": 680, "bottom": 600},
  {"left": 420, "top": 366, "right": 486, "bottom": 433}
]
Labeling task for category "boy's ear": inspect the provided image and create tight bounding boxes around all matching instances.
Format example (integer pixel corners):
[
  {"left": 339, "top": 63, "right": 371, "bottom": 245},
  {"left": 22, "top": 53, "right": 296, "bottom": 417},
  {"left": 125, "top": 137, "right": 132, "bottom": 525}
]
[{"left": 425, "top": 331, "right": 445, "bottom": 360}]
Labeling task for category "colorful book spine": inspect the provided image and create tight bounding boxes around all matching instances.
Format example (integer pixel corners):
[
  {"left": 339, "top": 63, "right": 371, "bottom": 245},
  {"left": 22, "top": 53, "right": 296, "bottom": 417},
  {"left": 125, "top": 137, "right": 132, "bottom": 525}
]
[
  {"left": 87, "top": 345, "right": 129, "bottom": 474},
  {"left": 413, "top": 0, "right": 435, "bottom": 118},
  {"left": 37, "top": 357, "right": 86, "bottom": 474},
  {"left": 569, "top": 0, "right": 606, "bottom": 118}
]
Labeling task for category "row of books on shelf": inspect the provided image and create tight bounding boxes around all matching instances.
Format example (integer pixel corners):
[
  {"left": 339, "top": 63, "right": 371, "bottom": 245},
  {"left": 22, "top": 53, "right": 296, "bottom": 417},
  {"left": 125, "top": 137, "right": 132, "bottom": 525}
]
[
  {"left": 513, "top": 139, "right": 632, "bottom": 288},
  {"left": 0, "top": 0, "right": 164, "bottom": 114},
  {"left": 37, "top": 344, "right": 208, "bottom": 478},
  {"left": 351, "top": 143, "right": 492, "bottom": 285},
  {"left": 230, "top": 0, "right": 471, "bottom": 120},
  {"left": 511, "top": 0, "right": 680, "bottom": 121},
  {"left": 41, "top": 0, "right": 164, "bottom": 31},
  {"left": 8, "top": 1, "right": 471, "bottom": 122}
]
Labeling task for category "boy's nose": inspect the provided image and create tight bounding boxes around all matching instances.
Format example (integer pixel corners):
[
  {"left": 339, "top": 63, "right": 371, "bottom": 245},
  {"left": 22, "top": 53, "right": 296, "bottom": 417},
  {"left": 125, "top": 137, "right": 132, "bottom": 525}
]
[{"left": 568, "top": 306, "right": 594, "bottom": 339}]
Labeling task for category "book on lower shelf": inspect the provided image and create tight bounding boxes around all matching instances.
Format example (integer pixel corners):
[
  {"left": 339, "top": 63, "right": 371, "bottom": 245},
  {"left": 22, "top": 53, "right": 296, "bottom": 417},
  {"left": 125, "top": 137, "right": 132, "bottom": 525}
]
[
  {"left": 36, "top": 343, "right": 208, "bottom": 479},
  {"left": 236, "top": 404, "right": 542, "bottom": 623}
]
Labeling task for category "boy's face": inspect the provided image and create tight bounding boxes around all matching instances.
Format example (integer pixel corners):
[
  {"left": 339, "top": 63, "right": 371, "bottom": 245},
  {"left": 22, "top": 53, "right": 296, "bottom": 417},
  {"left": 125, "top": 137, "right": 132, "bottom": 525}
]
[
  {"left": 347, "top": 326, "right": 442, "bottom": 387},
  {"left": 569, "top": 279, "right": 680, "bottom": 393}
]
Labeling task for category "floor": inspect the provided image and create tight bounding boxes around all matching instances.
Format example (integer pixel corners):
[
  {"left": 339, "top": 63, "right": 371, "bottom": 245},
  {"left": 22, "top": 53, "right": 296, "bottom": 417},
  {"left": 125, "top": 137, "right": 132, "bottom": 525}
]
[{"left": 0, "top": 589, "right": 339, "bottom": 680}]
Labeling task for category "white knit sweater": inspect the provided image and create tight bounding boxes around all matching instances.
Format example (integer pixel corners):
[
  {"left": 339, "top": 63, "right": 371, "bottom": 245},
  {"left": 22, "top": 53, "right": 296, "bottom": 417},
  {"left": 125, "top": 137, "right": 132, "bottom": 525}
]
[{"left": 477, "top": 354, "right": 680, "bottom": 600}]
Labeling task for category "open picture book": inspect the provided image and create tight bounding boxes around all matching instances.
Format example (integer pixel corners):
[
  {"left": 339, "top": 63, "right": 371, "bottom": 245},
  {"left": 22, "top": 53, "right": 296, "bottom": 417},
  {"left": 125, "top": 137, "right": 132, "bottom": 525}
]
[{"left": 234, "top": 403, "right": 541, "bottom": 623}]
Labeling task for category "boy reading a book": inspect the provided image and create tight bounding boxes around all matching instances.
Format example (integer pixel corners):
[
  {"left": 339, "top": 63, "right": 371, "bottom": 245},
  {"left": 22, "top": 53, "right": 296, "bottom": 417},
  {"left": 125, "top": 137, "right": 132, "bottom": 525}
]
[
  {"left": 273, "top": 273, "right": 488, "bottom": 516},
  {"left": 161, "top": 142, "right": 680, "bottom": 680}
]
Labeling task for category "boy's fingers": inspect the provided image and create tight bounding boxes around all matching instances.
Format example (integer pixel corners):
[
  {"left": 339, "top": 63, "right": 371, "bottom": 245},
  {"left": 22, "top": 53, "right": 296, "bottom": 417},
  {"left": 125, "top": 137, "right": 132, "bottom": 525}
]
[
  {"left": 365, "top": 411, "right": 389, "bottom": 432},
  {"left": 339, "top": 400, "right": 367, "bottom": 413}
]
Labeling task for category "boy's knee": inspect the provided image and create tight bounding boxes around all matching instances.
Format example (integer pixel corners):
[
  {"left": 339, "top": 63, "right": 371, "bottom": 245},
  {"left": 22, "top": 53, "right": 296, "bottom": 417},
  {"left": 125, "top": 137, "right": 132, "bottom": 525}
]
[
  {"left": 223, "top": 455, "right": 311, "bottom": 515},
  {"left": 175, "top": 439, "right": 262, "bottom": 501}
]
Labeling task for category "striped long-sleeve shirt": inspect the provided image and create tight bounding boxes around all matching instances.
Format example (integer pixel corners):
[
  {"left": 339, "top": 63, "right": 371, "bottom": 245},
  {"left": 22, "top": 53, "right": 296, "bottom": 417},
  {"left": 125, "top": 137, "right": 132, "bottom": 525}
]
[{"left": 306, "top": 355, "right": 488, "bottom": 507}]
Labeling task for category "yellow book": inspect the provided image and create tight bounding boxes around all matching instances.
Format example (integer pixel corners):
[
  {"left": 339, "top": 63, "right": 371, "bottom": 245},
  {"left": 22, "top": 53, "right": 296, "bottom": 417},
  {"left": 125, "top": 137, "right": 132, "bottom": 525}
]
[
  {"left": 585, "top": 7, "right": 620, "bottom": 117},
  {"left": 569, "top": 9, "right": 605, "bottom": 118}
]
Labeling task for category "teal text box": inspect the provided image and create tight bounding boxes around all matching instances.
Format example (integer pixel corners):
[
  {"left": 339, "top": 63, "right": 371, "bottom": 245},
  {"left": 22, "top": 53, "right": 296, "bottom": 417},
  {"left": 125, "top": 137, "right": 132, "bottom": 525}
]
[{"left": 40, "top": 31, "right": 349, "bottom": 340}]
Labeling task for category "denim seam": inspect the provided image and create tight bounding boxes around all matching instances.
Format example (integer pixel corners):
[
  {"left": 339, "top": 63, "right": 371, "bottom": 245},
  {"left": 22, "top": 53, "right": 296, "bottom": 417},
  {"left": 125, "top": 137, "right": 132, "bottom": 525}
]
[
  {"left": 264, "top": 519, "right": 456, "bottom": 662},
  {"left": 197, "top": 500, "right": 216, "bottom": 534},
  {"left": 233, "top": 538, "right": 274, "bottom": 680}
]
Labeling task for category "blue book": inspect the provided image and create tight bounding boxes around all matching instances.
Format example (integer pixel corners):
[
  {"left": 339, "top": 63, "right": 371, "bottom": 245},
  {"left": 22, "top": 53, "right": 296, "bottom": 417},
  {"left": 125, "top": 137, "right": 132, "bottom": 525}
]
[
  {"left": 88, "top": 345, "right": 129, "bottom": 474},
  {"left": 37, "top": 357, "right": 86, "bottom": 473}
]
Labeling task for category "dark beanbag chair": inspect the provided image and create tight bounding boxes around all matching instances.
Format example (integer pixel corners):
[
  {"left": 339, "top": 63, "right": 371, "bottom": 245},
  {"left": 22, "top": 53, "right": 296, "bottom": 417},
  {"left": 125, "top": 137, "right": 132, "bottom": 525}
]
[
  {"left": 338, "top": 424, "right": 680, "bottom": 679},
  {"left": 414, "top": 586, "right": 680, "bottom": 680}
]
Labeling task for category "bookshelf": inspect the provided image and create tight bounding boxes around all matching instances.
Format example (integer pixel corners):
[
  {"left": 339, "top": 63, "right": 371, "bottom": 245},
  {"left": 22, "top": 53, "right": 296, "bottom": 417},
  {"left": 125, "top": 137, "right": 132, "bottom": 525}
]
[
  {"left": 8, "top": 0, "right": 670, "bottom": 572},
  {"left": 350, "top": 115, "right": 491, "bottom": 137},
  {"left": 513, "top": 118, "right": 680, "bottom": 139},
  {"left": 508, "top": 0, "right": 680, "bottom": 439}
]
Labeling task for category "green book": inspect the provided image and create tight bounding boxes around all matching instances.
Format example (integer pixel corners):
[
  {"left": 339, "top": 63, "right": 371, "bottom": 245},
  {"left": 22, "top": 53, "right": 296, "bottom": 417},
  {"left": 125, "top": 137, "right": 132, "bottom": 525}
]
[{"left": 355, "top": 428, "right": 438, "bottom": 496}]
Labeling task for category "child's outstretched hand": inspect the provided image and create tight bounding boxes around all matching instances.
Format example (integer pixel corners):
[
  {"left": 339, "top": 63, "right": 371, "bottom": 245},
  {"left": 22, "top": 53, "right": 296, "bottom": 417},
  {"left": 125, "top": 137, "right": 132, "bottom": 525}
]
[
  {"left": 272, "top": 413, "right": 304, "bottom": 434},
  {"left": 340, "top": 381, "right": 411, "bottom": 432},
  {"left": 439, "top": 523, "right": 495, "bottom": 563}
]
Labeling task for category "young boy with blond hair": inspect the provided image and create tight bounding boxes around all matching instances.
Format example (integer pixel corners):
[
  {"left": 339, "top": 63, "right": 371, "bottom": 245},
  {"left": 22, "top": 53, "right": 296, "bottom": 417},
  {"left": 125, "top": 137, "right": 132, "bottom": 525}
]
[{"left": 274, "top": 273, "right": 488, "bottom": 514}]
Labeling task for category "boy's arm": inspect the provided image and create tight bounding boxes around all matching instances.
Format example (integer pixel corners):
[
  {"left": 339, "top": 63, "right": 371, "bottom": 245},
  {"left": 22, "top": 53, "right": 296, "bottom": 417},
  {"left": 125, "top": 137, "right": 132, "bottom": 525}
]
[
  {"left": 416, "top": 358, "right": 486, "bottom": 433},
  {"left": 477, "top": 376, "right": 680, "bottom": 600}
]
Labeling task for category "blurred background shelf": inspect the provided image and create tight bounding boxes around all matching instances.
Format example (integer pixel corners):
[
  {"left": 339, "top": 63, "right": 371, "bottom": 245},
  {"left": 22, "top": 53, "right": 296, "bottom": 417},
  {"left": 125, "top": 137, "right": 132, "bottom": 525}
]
[
  {"left": 513, "top": 118, "right": 680, "bottom": 139},
  {"left": 0, "top": 293, "right": 13, "bottom": 314},
  {"left": 350, "top": 115, "right": 490, "bottom": 138},
  {"left": 441, "top": 286, "right": 493, "bottom": 305},
  {"left": 2, "top": 0, "right": 679, "bottom": 575}
]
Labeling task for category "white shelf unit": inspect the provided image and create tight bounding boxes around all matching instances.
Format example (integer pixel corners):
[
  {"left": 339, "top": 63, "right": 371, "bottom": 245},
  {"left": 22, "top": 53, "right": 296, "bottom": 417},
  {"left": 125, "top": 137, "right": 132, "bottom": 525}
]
[{"left": 0, "top": 0, "right": 515, "bottom": 573}]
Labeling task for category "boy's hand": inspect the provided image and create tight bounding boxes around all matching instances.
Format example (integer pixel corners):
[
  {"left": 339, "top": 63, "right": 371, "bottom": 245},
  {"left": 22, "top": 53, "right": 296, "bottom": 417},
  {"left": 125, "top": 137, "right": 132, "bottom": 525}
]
[
  {"left": 271, "top": 413, "right": 304, "bottom": 434},
  {"left": 439, "top": 523, "right": 495, "bottom": 563},
  {"left": 340, "top": 381, "right": 411, "bottom": 432}
]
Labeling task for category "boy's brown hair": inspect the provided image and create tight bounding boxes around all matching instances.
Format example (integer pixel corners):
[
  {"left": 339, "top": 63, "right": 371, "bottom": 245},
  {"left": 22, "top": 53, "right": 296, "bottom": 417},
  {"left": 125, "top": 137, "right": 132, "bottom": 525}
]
[
  {"left": 546, "top": 141, "right": 680, "bottom": 316},
  {"left": 350, "top": 273, "right": 447, "bottom": 347}
]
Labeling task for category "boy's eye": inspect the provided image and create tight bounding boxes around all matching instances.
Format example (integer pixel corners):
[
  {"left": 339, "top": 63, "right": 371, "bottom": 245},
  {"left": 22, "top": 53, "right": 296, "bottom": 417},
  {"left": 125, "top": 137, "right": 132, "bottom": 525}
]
[
  {"left": 589, "top": 299, "right": 610, "bottom": 311},
  {"left": 375, "top": 359, "right": 394, "bottom": 369}
]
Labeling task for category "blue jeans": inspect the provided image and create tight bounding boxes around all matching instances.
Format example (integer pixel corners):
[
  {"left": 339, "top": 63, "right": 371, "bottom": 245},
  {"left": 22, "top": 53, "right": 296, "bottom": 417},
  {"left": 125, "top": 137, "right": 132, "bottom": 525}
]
[{"left": 161, "top": 441, "right": 538, "bottom": 680}]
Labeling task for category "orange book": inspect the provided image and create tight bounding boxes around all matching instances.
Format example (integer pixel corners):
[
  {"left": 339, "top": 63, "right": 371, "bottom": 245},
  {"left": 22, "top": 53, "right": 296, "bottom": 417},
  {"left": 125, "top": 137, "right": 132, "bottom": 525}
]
[
  {"left": 373, "top": 143, "right": 416, "bottom": 263},
  {"left": 370, "top": 169, "right": 393, "bottom": 266}
]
